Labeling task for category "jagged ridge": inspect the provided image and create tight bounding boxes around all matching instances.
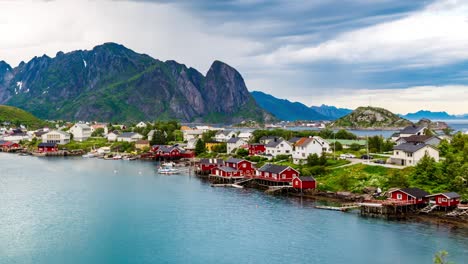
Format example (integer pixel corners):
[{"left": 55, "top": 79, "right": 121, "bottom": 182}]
[{"left": 0, "top": 43, "right": 273, "bottom": 123}]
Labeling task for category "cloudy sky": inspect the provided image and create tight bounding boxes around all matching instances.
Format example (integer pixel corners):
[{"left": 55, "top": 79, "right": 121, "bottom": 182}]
[{"left": 0, "top": 0, "right": 467, "bottom": 114}]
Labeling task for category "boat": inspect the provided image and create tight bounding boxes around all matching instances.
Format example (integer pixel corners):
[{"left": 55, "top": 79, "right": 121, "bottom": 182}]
[
  {"left": 157, "top": 166, "right": 180, "bottom": 174},
  {"left": 82, "top": 152, "right": 96, "bottom": 158},
  {"left": 161, "top": 161, "right": 175, "bottom": 167},
  {"left": 113, "top": 155, "right": 122, "bottom": 160}
]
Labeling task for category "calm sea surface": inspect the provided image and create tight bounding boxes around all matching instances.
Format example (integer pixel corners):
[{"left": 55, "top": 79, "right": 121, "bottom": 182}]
[{"left": 1, "top": 154, "right": 467, "bottom": 264}]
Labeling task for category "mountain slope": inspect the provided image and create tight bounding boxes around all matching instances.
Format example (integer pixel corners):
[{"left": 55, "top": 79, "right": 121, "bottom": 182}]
[
  {"left": 251, "top": 91, "right": 327, "bottom": 121},
  {"left": 0, "top": 105, "right": 43, "bottom": 127},
  {"left": 0, "top": 43, "right": 273, "bottom": 123},
  {"left": 330, "top": 106, "right": 412, "bottom": 129},
  {"left": 401, "top": 110, "right": 457, "bottom": 120},
  {"left": 310, "top": 104, "right": 352, "bottom": 119}
]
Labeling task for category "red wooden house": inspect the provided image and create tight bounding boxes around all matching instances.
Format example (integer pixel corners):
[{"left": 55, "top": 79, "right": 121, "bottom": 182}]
[
  {"left": 292, "top": 176, "right": 316, "bottom": 189},
  {"left": 0, "top": 141, "right": 20, "bottom": 152},
  {"left": 38, "top": 142, "right": 58, "bottom": 153},
  {"left": 211, "top": 166, "right": 241, "bottom": 177},
  {"left": 225, "top": 158, "right": 256, "bottom": 176},
  {"left": 198, "top": 158, "right": 225, "bottom": 173},
  {"left": 256, "top": 164, "right": 300, "bottom": 182},
  {"left": 388, "top": 188, "right": 429, "bottom": 205},
  {"left": 248, "top": 143, "right": 265, "bottom": 156},
  {"left": 426, "top": 192, "right": 461, "bottom": 207}
]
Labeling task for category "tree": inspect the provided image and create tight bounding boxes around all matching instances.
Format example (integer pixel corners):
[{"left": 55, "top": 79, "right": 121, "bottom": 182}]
[
  {"left": 150, "top": 130, "right": 166, "bottom": 145},
  {"left": 335, "top": 129, "right": 357, "bottom": 140},
  {"left": 442, "top": 127, "right": 454, "bottom": 136},
  {"left": 195, "top": 139, "right": 206, "bottom": 155},
  {"left": 386, "top": 171, "right": 409, "bottom": 188},
  {"left": 350, "top": 143, "right": 362, "bottom": 151},
  {"left": 91, "top": 128, "right": 105, "bottom": 137},
  {"left": 333, "top": 141, "right": 343, "bottom": 151},
  {"left": 236, "top": 148, "right": 249, "bottom": 157},
  {"left": 411, "top": 154, "right": 440, "bottom": 186},
  {"left": 319, "top": 152, "right": 327, "bottom": 166},
  {"left": 212, "top": 143, "right": 227, "bottom": 153},
  {"left": 433, "top": 250, "right": 453, "bottom": 264},
  {"left": 307, "top": 153, "right": 320, "bottom": 166}
]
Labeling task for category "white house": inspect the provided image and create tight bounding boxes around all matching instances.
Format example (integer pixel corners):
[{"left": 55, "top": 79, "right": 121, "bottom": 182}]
[
  {"left": 106, "top": 131, "right": 119, "bottom": 142},
  {"left": 399, "top": 125, "right": 427, "bottom": 138},
  {"left": 214, "top": 130, "right": 237, "bottom": 142},
  {"left": 292, "top": 136, "right": 332, "bottom": 164},
  {"left": 182, "top": 129, "right": 204, "bottom": 141},
  {"left": 69, "top": 123, "right": 92, "bottom": 142},
  {"left": 136, "top": 122, "right": 148, "bottom": 128},
  {"left": 41, "top": 130, "right": 71, "bottom": 145},
  {"left": 117, "top": 132, "right": 143, "bottom": 142},
  {"left": 238, "top": 131, "right": 253, "bottom": 141},
  {"left": 390, "top": 143, "right": 439, "bottom": 166},
  {"left": 265, "top": 138, "right": 293, "bottom": 157},
  {"left": 226, "top": 137, "right": 247, "bottom": 154},
  {"left": 395, "top": 135, "right": 441, "bottom": 147}
]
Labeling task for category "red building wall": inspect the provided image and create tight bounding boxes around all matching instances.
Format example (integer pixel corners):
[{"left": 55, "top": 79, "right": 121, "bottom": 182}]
[
  {"left": 292, "top": 178, "right": 316, "bottom": 189},
  {"left": 432, "top": 195, "right": 460, "bottom": 207},
  {"left": 390, "top": 190, "right": 426, "bottom": 204},
  {"left": 249, "top": 144, "right": 265, "bottom": 156}
]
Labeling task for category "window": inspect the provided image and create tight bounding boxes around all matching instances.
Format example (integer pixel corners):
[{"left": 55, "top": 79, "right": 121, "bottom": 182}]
[
  {"left": 242, "top": 163, "right": 247, "bottom": 168},
  {"left": 397, "top": 194, "right": 403, "bottom": 200},
  {"left": 282, "top": 175, "right": 286, "bottom": 179},
  {"left": 396, "top": 151, "right": 399, "bottom": 155}
]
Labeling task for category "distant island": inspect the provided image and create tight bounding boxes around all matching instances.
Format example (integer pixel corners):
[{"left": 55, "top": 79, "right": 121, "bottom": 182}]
[{"left": 329, "top": 106, "right": 412, "bottom": 130}]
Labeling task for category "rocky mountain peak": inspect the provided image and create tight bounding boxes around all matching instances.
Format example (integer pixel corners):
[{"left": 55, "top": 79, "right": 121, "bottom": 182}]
[{"left": 330, "top": 106, "right": 412, "bottom": 129}]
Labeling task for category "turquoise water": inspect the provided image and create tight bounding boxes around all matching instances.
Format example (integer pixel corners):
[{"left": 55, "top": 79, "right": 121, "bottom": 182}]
[{"left": 0, "top": 153, "right": 467, "bottom": 264}]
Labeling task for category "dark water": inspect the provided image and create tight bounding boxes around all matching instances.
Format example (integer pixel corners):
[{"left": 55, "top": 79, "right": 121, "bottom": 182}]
[{"left": 1, "top": 154, "right": 467, "bottom": 264}]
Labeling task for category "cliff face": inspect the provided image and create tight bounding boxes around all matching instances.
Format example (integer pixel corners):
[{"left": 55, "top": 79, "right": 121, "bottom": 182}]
[
  {"left": 0, "top": 43, "right": 273, "bottom": 123},
  {"left": 330, "top": 106, "right": 412, "bottom": 129}
]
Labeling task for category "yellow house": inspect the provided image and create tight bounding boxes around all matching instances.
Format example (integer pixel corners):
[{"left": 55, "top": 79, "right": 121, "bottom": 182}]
[
  {"left": 135, "top": 140, "right": 150, "bottom": 150},
  {"left": 205, "top": 142, "right": 223, "bottom": 152}
]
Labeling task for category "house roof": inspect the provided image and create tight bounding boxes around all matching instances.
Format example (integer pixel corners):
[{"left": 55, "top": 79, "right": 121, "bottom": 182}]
[
  {"left": 265, "top": 138, "right": 287, "bottom": 148},
  {"left": 118, "top": 132, "right": 141, "bottom": 138},
  {"left": 216, "top": 130, "right": 234, "bottom": 136},
  {"left": 199, "top": 158, "right": 224, "bottom": 165},
  {"left": 73, "top": 123, "right": 91, "bottom": 129},
  {"left": 394, "top": 187, "right": 429, "bottom": 199},
  {"left": 38, "top": 142, "right": 57, "bottom": 147},
  {"left": 393, "top": 143, "right": 432, "bottom": 153},
  {"left": 45, "top": 130, "right": 70, "bottom": 137},
  {"left": 288, "top": 137, "right": 302, "bottom": 144},
  {"left": 295, "top": 137, "right": 313, "bottom": 147},
  {"left": 391, "top": 132, "right": 400, "bottom": 138},
  {"left": 258, "top": 164, "right": 292, "bottom": 174},
  {"left": 402, "top": 135, "right": 437, "bottom": 143},
  {"left": 217, "top": 166, "right": 238, "bottom": 172},
  {"left": 227, "top": 137, "right": 243, "bottom": 144},
  {"left": 400, "top": 125, "right": 425, "bottom": 134},
  {"left": 226, "top": 158, "right": 245, "bottom": 164},
  {"left": 427, "top": 192, "right": 460, "bottom": 199},
  {"left": 298, "top": 176, "right": 316, "bottom": 182},
  {"left": 238, "top": 132, "right": 252, "bottom": 138},
  {"left": 259, "top": 136, "right": 279, "bottom": 141}
]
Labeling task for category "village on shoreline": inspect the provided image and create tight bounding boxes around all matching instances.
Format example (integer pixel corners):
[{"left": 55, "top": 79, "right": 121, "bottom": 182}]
[{"left": 1, "top": 119, "right": 467, "bottom": 226}]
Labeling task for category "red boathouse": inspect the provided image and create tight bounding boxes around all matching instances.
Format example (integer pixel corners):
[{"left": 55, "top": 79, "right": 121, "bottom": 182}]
[
  {"left": 225, "top": 158, "right": 256, "bottom": 176},
  {"left": 38, "top": 142, "right": 58, "bottom": 153},
  {"left": 211, "top": 166, "right": 241, "bottom": 178},
  {"left": 292, "top": 176, "right": 316, "bottom": 189},
  {"left": 388, "top": 188, "right": 429, "bottom": 205},
  {"left": 256, "top": 164, "right": 299, "bottom": 182},
  {"left": 427, "top": 192, "right": 461, "bottom": 207}
]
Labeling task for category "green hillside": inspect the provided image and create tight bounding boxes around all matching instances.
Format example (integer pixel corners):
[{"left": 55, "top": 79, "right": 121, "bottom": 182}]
[{"left": 0, "top": 105, "right": 44, "bottom": 127}]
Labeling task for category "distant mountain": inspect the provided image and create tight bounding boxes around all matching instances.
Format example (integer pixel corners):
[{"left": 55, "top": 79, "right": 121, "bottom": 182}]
[
  {"left": 401, "top": 110, "right": 458, "bottom": 120},
  {"left": 330, "top": 106, "right": 412, "bottom": 129},
  {"left": 0, "top": 43, "right": 273, "bottom": 123},
  {"left": 0, "top": 105, "right": 43, "bottom": 127},
  {"left": 251, "top": 91, "right": 327, "bottom": 121},
  {"left": 310, "top": 104, "right": 352, "bottom": 120}
]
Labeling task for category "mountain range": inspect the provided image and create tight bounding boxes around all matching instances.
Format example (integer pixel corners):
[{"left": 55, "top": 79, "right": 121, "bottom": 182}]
[
  {"left": 0, "top": 43, "right": 273, "bottom": 123},
  {"left": 400, "top": 110, "right": 466, "bottom": 120},
  {"left": 251, "top": 91, "right": 352, "bottom": 121}
]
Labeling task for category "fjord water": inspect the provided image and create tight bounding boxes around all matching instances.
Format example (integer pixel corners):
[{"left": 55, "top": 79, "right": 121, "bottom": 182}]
[{"left": 1, "top": 154, "right": 467, "bottom": 264}]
